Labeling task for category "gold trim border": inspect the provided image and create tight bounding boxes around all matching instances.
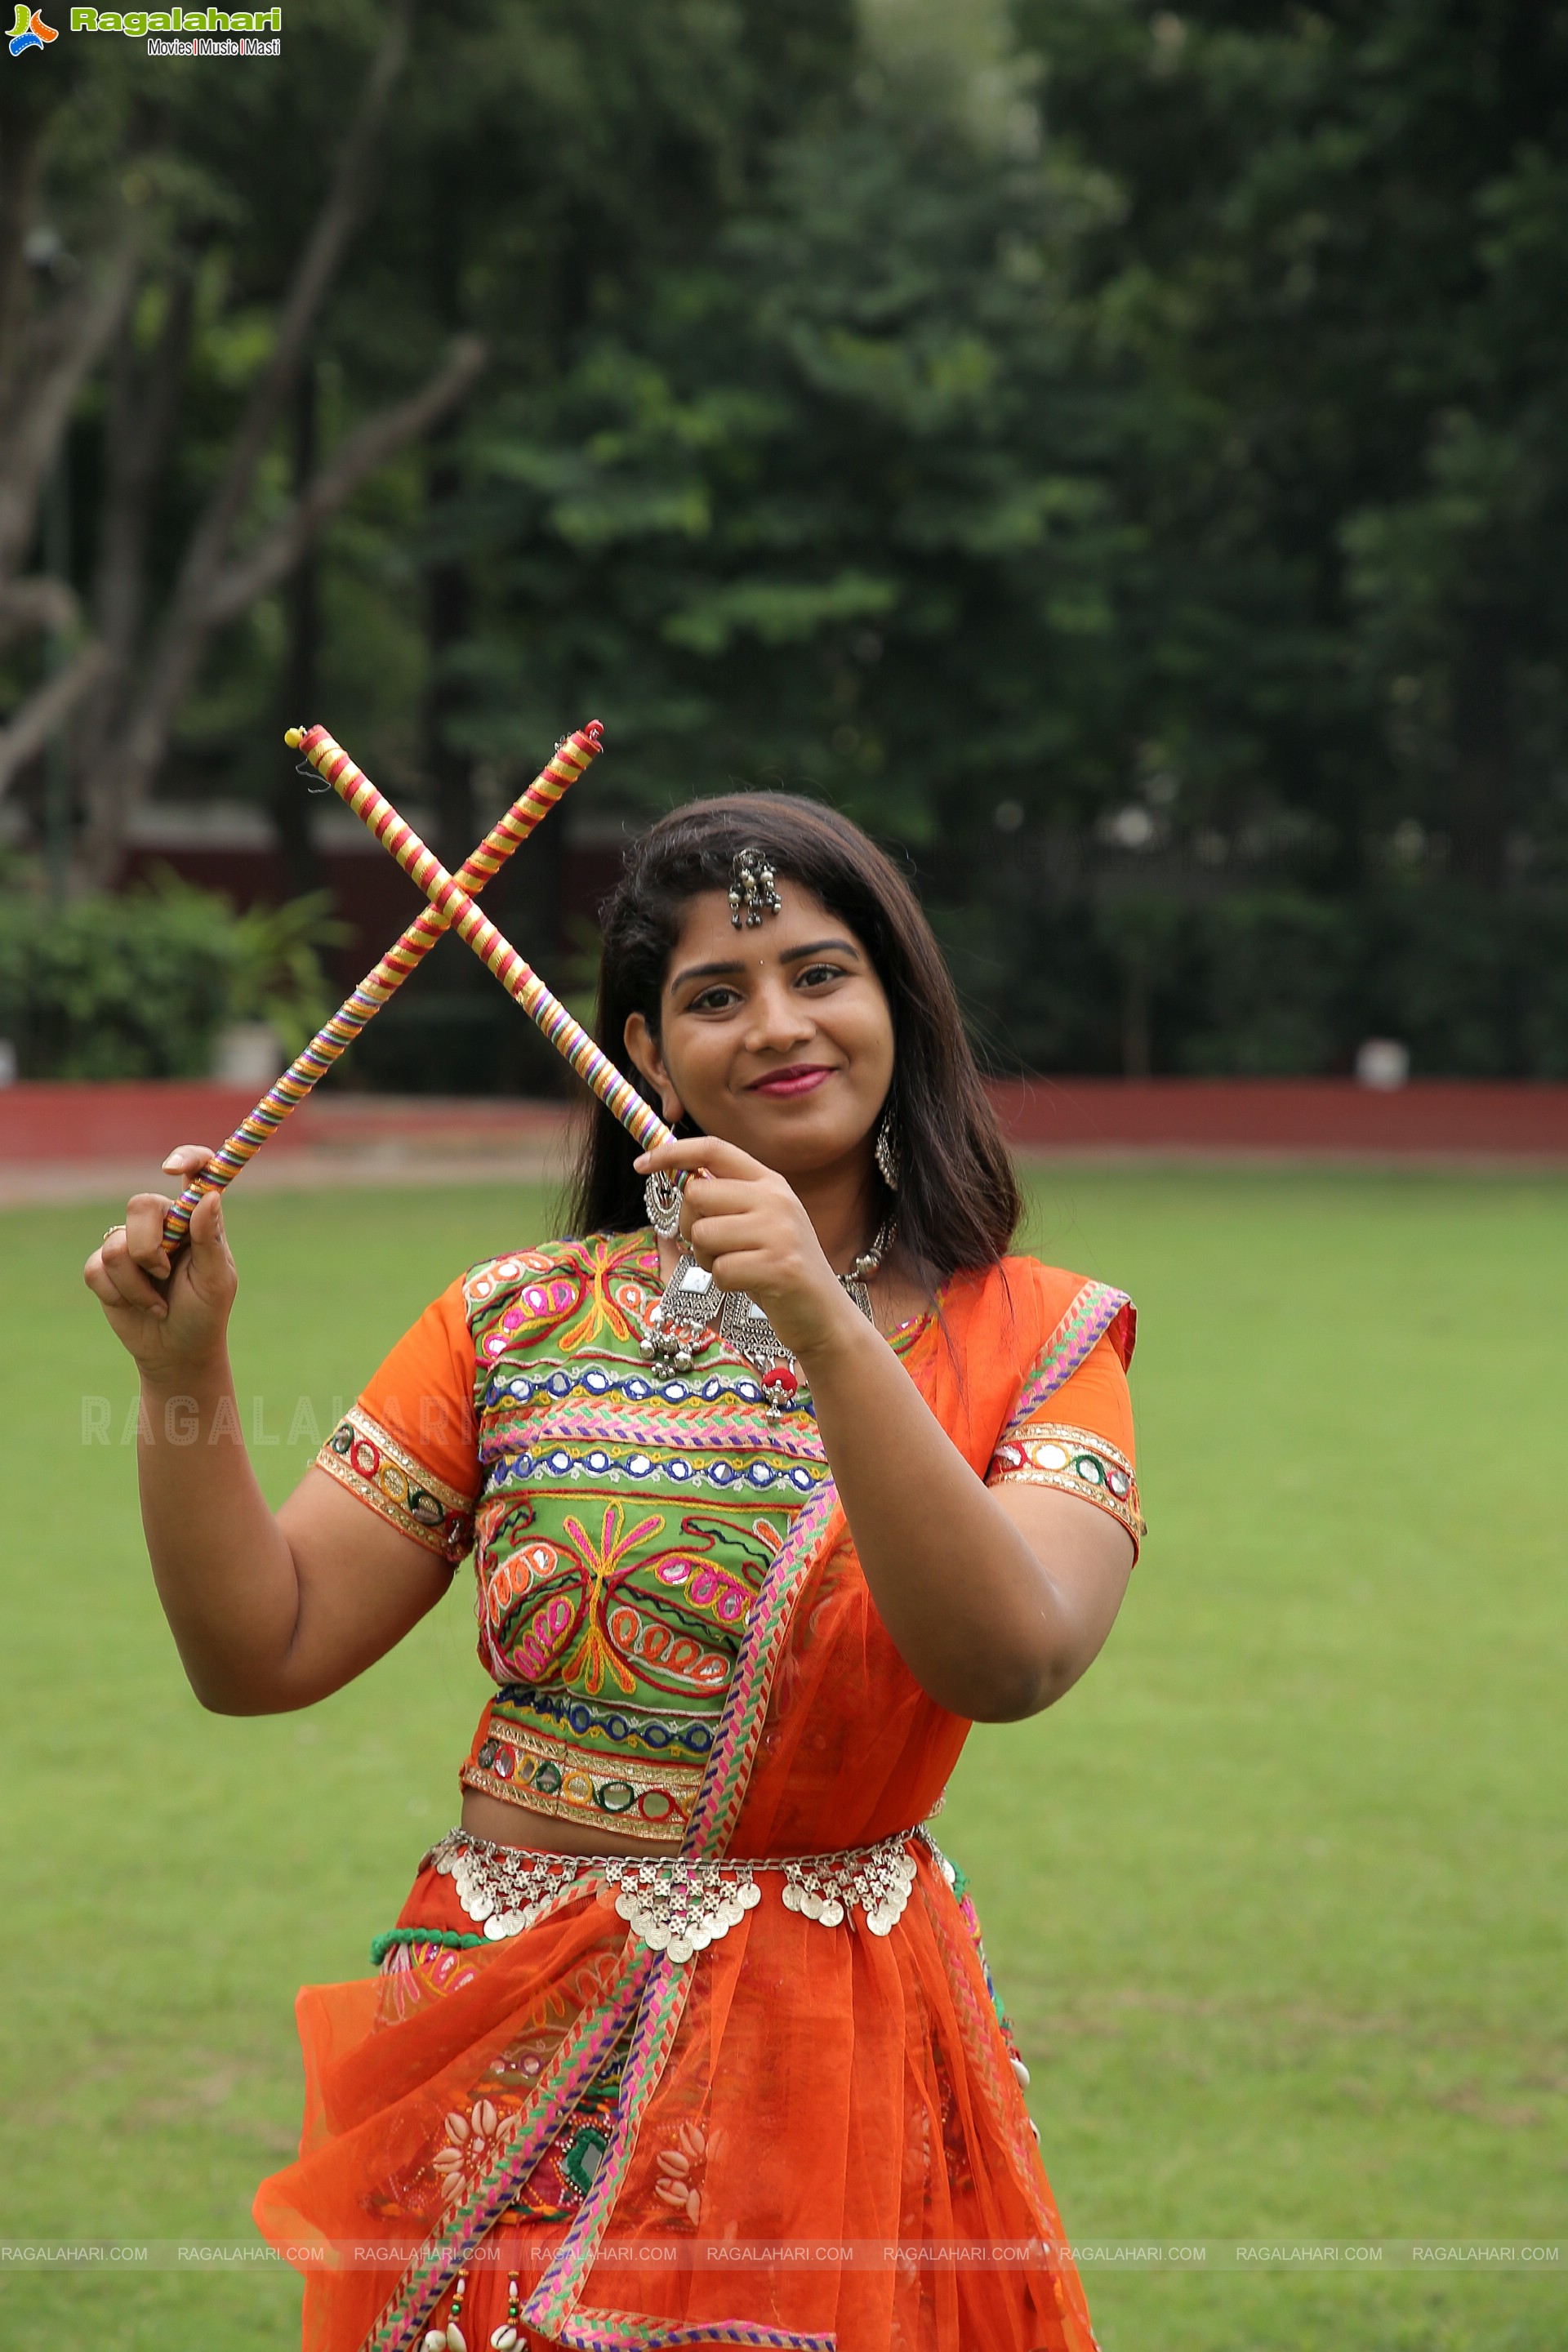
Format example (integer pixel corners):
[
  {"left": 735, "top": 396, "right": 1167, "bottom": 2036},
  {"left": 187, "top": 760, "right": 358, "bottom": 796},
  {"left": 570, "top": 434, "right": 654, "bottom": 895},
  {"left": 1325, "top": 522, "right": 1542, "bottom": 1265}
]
[
  {"left": 987, "top": 1420, "right": 1144, "bottom": 1555},
  {"left": 315, "top": 1404, "right": 474, "bottom": 1563},
  {"left": 461, "top": 1712, "right": 702, "bottom": 1845}
]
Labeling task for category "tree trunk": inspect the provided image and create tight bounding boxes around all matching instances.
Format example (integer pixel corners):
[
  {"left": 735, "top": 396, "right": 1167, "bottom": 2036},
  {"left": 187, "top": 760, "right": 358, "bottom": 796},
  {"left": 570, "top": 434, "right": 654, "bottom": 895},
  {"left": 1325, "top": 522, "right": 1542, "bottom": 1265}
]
[
  {"left": 69, "top": 0, "right": 416, "bottom": 889},
  {"left": 0, "top": 109, "right": 42, "bottom": 390},
  {"left": 423, "top": 417, "right": 474, "bottom": 869},
  {"left": 1120, "top": 943, "right": 1152, "bottom": 1079},
  {"left": 273, "top": 359, "right": 323, "bottom": 898},
  {"left": 69, "top": 257, "right": 198, "bottom": 842},
  {"left": 1449, "top": 604, "right": 1511, "bottom": 890}
]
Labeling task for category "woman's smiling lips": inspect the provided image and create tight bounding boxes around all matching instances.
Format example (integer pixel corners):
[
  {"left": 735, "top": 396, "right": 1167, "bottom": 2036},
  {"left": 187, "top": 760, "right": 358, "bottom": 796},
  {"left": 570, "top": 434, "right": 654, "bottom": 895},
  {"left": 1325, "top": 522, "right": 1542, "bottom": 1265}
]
[{"left": 746, "top": 1064, "right": 835, "bottom": 1098}]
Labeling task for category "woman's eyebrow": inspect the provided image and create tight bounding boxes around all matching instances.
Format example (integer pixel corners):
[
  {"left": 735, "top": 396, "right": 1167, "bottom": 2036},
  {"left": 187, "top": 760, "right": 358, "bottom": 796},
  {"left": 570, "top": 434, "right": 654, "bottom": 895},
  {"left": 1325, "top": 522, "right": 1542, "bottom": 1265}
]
[
  {"left": 670, "top": 956, "right": 746, "bottom": 989},
  {"left": 670, "top": 939, "right": 862, "bottom": 992},
  {"left": 782, "top": 938, "right": 861, "bottom": 964}
]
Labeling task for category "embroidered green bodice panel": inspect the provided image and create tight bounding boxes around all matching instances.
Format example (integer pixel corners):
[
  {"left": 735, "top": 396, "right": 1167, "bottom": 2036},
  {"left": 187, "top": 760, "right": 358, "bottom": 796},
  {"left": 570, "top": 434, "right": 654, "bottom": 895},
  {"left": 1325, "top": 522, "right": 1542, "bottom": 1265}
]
[{"left": 458, "top": 1232, "right": 831, "bottom": 1842}]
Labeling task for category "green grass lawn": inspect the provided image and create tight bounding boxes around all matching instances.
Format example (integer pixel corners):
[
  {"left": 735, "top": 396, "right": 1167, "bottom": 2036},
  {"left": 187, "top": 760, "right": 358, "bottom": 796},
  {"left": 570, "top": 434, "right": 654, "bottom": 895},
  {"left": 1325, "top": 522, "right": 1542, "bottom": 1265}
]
[{"left": 2, "top": 1169, "right": 1564, "bottom": 2350}]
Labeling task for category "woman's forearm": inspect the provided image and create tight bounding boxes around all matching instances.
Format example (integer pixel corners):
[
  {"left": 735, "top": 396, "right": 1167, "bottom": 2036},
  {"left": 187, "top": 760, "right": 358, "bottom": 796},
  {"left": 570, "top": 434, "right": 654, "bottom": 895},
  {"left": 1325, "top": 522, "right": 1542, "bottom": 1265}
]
[
  {"left": 136, "top": 1355, "right": 305, "bottom": 1712},
  {"left": 800, "top": 1305, "right": 1090, "bottom": 1720}
]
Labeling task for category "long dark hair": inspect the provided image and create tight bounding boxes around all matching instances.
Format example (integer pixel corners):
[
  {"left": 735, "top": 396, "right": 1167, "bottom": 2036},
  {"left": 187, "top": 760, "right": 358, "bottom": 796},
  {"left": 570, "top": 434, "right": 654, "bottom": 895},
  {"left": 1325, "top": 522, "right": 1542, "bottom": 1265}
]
[{"left": 566, "top": 793, "right": 1022, "bottom": 1289}]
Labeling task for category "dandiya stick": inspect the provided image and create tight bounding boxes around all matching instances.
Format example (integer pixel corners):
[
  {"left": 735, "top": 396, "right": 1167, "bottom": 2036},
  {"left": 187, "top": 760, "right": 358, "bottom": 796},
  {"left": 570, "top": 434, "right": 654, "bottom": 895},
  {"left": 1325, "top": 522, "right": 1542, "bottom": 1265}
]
[
  {"left": 293, "top": 722, "right": 673, "bottom": 1154},
  {"left": 159, "top": 720, "right": 604, "bottom": 1251}
]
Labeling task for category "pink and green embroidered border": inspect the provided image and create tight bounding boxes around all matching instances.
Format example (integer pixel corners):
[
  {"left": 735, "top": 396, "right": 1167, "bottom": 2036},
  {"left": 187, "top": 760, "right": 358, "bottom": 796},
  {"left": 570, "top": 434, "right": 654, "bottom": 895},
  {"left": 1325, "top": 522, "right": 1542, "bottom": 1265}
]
[
  {"left": 681, "top": 1481, "right": 842, "bottom": 1862},
  {"left": 522, "top": 1958, "right": 696, "bottom": 2341},
  {"left": 1008, "top": 1281, "right": 1132, "bottom": 1426},
  {"left": 521, "top": 1936, "right": 837, "bottom": 2348},
  {"left": 531, "top": 1956, "right": 831, "bottom": 2346},
  {"left": 363, "top": 1945, "right": 652, "bottom": 2352},
  {"left": 550, "top": 2310, "right": 835, "bottom": 2350}
]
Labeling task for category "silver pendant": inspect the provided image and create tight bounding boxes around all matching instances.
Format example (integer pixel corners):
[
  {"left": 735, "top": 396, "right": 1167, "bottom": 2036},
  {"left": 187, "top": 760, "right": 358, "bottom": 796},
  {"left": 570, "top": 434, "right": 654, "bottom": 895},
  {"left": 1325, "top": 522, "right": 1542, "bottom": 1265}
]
[
  {"left": 636, "top": 1213, "right": 897, "bottom": 1411},
  {"left": 640, "top": 1250, "right": 800, "bottom": 1404}
]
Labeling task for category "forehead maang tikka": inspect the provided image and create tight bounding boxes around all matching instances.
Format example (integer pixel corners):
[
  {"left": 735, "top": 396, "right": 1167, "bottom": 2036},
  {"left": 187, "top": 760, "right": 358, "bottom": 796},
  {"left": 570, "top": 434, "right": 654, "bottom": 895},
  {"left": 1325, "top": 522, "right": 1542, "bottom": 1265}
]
[{"left": 728, "top": 847, "right": 783, "bottom": 928}]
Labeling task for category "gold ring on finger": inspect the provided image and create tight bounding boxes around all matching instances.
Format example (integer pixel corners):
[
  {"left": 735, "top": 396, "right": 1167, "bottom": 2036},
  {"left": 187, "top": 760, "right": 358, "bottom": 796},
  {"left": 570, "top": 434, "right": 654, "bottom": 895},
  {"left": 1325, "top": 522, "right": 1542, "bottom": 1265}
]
[{"left": 103, "top": 1223, "right": 126, "bottom": 1242}]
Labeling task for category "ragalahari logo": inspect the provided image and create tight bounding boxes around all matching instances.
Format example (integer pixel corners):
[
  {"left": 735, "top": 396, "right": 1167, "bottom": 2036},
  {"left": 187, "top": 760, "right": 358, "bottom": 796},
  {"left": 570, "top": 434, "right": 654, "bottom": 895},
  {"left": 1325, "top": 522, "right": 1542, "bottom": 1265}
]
[{"left": 8, "top": 5, "right": 58, "bottom": 51}]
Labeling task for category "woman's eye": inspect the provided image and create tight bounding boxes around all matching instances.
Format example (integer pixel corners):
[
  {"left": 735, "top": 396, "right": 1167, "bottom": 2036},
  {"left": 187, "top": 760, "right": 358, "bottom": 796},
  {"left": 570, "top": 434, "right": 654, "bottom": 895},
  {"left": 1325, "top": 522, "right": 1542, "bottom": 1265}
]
[
  {"left": 798, "top": 963, "right": 844, "bottom": 988},
  {"left": 688, "top": 986, "right": 740, "bottom": 1013}
]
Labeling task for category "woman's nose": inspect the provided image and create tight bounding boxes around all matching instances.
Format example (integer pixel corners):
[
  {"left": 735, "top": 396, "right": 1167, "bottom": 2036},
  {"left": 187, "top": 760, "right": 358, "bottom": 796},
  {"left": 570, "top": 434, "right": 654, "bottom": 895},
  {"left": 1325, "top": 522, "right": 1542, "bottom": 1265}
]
[{"left": 743, "top": 978, "right": 813, "bottom": 1051}]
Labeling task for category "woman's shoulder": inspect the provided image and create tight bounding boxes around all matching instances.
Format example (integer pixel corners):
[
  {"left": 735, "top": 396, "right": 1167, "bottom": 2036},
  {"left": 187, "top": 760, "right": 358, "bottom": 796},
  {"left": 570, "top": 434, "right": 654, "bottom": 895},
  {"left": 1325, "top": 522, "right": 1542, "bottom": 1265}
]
[{"left": 949, "top": 1252, "right": 1137, "bottom": 1374}]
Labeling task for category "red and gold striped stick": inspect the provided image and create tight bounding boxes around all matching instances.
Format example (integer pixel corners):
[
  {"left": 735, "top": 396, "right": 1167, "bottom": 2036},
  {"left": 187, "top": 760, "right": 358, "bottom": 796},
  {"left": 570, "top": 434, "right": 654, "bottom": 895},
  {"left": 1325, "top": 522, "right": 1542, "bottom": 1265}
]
[
  {"left": 293, "top": 722, "right": 672, "bottom": 1154},
  {"left": 160, "top": 721, "right": 604, "bottom": 1251}
]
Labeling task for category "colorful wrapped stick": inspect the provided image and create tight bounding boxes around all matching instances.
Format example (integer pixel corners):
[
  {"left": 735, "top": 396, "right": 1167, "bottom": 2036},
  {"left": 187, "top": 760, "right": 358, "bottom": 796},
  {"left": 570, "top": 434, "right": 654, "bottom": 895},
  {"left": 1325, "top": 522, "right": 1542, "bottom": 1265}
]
[
  {"left": 160, "top": 721, "right": 604, "bottom": 1251},
  {"left": 292, "top": 722, "right": 672, "bottom": 1153}
]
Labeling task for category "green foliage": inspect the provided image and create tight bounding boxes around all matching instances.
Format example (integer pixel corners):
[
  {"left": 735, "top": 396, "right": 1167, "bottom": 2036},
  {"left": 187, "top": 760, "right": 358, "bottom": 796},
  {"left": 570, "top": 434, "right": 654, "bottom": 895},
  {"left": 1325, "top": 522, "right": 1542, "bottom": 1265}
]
[
  {"left": 225, "top": 889, "right": 349, "bottom": 1056},
  {"left": 0, "top": 872, "right": 337, "bottom": 1079},
  {"left": 1177, "top": 893, "right": 1358, "bottom": 1078},
  {"left": 944, "top": 875, "right": 1568, "bottom": 1079},
  {"left": 460, "top": 57, "right": 1129, "bottom": 839},
  {"left": 1017, "top": 0, "right": 1568, "bottom": 876}
]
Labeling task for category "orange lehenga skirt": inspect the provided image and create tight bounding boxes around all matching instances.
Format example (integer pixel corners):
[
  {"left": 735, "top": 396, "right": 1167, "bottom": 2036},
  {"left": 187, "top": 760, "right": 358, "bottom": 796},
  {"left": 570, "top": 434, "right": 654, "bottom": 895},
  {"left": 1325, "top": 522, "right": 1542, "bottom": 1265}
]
[{"left": 256, "top": 1281, "right": 1117, "bottom": 2352}]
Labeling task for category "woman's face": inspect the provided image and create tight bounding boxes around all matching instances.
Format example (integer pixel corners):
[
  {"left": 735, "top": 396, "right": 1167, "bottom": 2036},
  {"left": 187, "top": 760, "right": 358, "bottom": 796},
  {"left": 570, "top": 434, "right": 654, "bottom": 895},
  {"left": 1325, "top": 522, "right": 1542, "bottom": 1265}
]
[{"left": 623, "top": 882, "right": 894, "bottom": 1178}]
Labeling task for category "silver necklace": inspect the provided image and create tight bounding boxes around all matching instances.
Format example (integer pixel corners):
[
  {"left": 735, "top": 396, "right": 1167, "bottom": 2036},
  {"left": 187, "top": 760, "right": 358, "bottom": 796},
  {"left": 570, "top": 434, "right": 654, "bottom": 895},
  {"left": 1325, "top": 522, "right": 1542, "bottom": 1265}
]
[{"left": 639, "top": 1216, "right": 895, "bottom": 1414}]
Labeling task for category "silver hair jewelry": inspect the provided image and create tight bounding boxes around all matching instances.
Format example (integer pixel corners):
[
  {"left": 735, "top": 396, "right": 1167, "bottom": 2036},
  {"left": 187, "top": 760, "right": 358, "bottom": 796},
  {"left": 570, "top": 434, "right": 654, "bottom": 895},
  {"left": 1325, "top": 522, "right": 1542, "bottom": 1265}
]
[
  {"left": 643, "top": 1168, "right": 683, "bottom": 1239},
  {"left": 874, "top": 1103, "right": 900, "bottom": 1193},
  {"left": 728, "top": 847, "right": 782, "bottom": 927},
  {"left": 641, "top": 1214, "right": 897, "bottom": 1414}
]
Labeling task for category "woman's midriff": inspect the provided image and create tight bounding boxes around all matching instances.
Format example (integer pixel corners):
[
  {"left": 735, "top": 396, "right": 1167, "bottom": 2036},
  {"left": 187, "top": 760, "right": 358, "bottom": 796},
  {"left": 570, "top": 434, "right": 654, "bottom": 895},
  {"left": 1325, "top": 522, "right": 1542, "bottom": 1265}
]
[{"left": 459, "top": 1787, "right": 683, "bottom": 1858}]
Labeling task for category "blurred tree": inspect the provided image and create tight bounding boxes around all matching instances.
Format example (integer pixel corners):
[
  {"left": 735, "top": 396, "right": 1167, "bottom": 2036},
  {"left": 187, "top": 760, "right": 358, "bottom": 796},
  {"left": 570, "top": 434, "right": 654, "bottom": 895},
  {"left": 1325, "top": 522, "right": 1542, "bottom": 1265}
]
[
  {"left": 0, "top": 0, "right": 483, "bottom": 885},
  {"left": 1018, "top": 0, "right": 1568, "bottom": 889},
  {"left": 448, "top": 20, "right": 1125, "bottom": 833},
  {"left": 390, "top": 2, "right": 1139, "bottom": 1078},
  {"left": 322, "top": 0, "right": 872, "bottom": 1092},
  {"left": 5, "top": 0, "right": 1568, "bottom": 1079}
]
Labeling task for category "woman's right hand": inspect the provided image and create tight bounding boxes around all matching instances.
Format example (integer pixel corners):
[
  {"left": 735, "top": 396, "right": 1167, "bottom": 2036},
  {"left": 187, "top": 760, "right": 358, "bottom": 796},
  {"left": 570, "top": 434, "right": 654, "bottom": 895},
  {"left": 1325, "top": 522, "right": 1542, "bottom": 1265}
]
[{"left": 82, "top": 1143, "right": 238, "bottom": 1383}]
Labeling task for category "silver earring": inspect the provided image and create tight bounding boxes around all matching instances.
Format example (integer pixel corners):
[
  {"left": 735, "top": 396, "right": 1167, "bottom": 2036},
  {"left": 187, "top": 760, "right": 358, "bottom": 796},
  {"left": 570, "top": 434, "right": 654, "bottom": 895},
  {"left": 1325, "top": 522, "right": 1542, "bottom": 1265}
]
[
  {"left": 874, "top": 1105, "right": 899, "bottom": 1193},
  {"left": 644, "top": 1169, "right": 682, "bottom": 1237}
]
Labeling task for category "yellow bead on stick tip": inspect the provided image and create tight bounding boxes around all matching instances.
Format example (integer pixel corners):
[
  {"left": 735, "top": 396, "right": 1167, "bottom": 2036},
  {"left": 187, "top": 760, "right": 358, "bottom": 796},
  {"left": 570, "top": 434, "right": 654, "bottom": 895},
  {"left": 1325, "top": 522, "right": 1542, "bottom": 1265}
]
[{"left": 283, "top": 727, "right": 304, "bottom": 748}]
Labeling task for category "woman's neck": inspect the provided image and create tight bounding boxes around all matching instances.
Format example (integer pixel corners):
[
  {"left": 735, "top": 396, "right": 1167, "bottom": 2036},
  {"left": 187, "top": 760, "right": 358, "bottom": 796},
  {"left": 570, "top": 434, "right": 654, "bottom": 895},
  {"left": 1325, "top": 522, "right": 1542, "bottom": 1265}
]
[{"left": 791, "top": 1154, "right": 887, "bottom": 1273}]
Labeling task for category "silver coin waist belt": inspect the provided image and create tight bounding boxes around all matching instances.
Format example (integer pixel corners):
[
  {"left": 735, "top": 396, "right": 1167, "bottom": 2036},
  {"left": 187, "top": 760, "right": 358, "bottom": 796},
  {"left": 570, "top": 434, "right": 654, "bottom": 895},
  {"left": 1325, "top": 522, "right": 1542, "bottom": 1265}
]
[{"left": 424, "top": 1826, "right": 925, "bottom": 1966}]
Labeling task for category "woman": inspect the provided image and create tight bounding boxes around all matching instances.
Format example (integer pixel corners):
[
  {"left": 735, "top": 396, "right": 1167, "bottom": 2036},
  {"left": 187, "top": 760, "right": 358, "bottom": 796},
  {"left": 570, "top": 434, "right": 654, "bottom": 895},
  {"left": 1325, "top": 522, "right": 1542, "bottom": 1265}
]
[{"left": 85, "top": 794, "right": 1142, "bottom": 2352}]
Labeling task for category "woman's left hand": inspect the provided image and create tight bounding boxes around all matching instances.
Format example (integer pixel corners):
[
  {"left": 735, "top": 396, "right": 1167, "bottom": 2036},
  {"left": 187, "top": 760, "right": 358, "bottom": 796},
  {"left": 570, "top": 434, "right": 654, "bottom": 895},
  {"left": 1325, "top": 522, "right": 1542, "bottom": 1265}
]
[{"left": 634, "top": 1136, "right": 861, "bottom": 1362}]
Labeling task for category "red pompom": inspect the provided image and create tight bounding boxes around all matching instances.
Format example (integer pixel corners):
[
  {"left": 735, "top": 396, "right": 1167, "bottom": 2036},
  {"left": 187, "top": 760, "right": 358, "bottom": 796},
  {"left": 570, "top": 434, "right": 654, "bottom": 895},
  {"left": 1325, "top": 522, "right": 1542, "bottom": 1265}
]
[{"left": 761, "top": 1364, "right": 798, "bottom": 1400}]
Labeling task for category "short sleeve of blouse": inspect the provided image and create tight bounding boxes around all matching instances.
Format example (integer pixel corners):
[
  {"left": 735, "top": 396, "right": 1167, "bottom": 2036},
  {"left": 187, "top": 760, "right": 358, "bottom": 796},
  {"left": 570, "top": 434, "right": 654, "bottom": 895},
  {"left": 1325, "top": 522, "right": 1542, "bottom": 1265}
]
[
  {"left": 985, "top": 1270, "right": 1144, "bottom": 1557},
  {"left": 314, "top": 1276, "right": 480, "bottom": 1565}
]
